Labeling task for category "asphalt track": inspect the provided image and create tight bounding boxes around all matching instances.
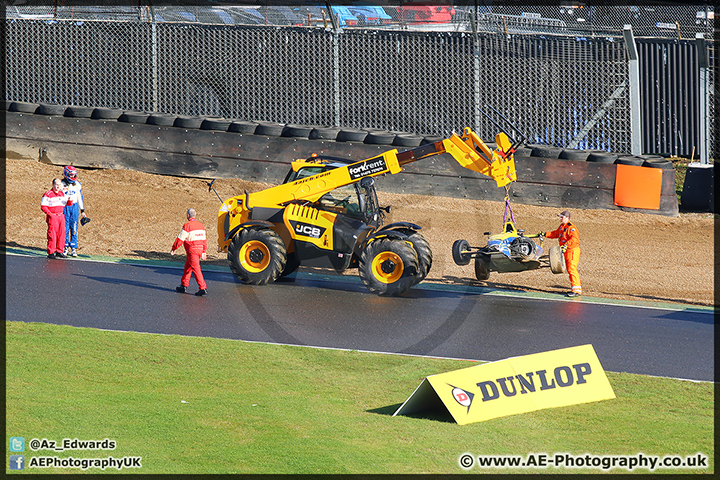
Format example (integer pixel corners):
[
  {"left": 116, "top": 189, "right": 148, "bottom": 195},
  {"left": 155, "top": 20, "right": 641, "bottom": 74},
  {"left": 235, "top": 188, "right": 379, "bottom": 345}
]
[{"left": 6, "top": 252, "right": 715, "bottom": 382}]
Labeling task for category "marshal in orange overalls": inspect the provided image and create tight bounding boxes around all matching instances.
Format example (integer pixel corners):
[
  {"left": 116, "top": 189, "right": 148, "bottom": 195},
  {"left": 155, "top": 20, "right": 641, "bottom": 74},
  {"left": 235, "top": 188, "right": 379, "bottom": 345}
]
[{"left": 544, "top": 211, "right": 581, "bottom": 296}]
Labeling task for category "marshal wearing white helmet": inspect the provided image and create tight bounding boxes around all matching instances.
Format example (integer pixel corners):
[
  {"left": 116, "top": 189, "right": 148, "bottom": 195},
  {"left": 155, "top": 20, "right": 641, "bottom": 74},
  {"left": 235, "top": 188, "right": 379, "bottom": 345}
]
[{"left": 61, "top": 165, "right": 87, "bottom": 257}]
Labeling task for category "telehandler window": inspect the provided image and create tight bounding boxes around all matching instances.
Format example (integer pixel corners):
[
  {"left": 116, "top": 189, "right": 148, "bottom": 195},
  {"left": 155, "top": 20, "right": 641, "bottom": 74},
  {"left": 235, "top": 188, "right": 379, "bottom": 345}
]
[
  {"left": 317, "top": 183, "right": 363, "bottom": 219},
  {"left": 289, "top": 166, "right": 325, "bottom": 182}
]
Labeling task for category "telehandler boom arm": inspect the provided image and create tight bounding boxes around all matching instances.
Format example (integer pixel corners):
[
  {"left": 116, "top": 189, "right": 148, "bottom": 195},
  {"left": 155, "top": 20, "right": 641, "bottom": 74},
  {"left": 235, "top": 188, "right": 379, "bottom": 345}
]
[
  {"left": 224, "top": 127, "right": 515, "bottom": 208},
  {"left": 218, "top": 127, "right": 517, "bottom": 251}
]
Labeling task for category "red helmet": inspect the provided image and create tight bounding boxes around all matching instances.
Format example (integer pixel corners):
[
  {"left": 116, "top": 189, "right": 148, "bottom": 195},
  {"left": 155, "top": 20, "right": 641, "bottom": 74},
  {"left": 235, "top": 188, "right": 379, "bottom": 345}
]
[{"left": 63, "top": 165, "right": 78, "bottom": 182}]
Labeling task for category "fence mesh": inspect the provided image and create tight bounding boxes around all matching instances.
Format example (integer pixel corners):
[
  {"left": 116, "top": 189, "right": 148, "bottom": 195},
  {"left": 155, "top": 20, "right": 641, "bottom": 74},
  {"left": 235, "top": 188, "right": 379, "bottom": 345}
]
[
  {"left": 4, "top": 3, "right": 715, "bottom": 158},
  {"left": 6, "top": 3, "right": 714, "bottom": 37}
]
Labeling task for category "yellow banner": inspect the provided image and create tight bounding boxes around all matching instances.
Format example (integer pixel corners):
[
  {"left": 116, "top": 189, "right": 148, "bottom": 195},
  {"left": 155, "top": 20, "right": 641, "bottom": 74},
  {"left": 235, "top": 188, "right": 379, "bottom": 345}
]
[{"left": 394, "top": 344, "right": 615, "bottom": 425}]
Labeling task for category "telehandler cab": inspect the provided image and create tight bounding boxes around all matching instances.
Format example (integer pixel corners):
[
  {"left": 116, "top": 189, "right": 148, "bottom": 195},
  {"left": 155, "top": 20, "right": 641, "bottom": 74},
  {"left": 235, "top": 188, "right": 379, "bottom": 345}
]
[{"left": 217, "top": 127, "right": 518, "bottom": 295}]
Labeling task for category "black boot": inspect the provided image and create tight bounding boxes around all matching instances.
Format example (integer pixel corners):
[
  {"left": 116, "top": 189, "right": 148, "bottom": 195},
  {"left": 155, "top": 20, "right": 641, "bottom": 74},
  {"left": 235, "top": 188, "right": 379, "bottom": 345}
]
[
  {"left": 175, "top": 286, "right": 187, "bottom": 293},
  {"left": 195, "top": 289, "right": 208, "bottom": 296}
]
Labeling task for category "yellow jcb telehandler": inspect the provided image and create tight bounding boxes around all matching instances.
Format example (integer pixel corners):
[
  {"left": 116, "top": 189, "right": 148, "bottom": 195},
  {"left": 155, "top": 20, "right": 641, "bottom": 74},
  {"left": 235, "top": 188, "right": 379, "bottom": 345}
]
[{"left": 216, "top": 127, "right": 519, "bottom": 295}]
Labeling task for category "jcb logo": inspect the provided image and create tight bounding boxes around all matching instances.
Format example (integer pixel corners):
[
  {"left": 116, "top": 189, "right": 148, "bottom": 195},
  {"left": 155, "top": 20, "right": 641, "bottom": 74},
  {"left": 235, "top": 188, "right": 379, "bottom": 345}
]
[{"left": 290, "top": 221, "right": 326, "bottom": 239}]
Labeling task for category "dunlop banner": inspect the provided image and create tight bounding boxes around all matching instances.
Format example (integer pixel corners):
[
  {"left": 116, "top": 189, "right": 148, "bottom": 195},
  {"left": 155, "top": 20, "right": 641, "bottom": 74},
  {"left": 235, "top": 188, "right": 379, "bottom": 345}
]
[{"left": 393, "top": 344, "right": 615, "bottom": 425}]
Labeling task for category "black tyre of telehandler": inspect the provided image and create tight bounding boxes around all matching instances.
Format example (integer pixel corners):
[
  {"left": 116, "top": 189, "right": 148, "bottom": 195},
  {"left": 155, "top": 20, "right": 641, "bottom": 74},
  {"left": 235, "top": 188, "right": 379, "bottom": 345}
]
[
  {"left": 359, "top": 238, "right": 419, "bottom": 296},
  {"left": 451, "top": 239, "right": 472, "bottom": 266},
  {"left": 474, "top": 256, "right": 491, "bottom": 281},
  {"left": 280, "top": 251, "right": 301, "bottom": 278},
  {"left": 549, "top": 246, "right": 566, "bottom": 274},
  {"left": 407, "top": 232, "right": 432, "bottom": 285},
  {"left": 228, "top": 228, "right": 287, "bottom": 285}
]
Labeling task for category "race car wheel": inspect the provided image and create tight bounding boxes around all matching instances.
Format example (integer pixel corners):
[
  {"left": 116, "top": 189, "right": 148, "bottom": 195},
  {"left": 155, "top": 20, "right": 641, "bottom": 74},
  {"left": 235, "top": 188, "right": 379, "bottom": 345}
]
[
  {"left": 407, "top": 232, "right": 433, "bottom": 285},
  {"left": 474, "top": 256, "right": 490, "bottom": 281},
  {"left": 452, "top": 239, "right": 472, "bottom": 266},
  {"left": 549, "top": 246, "right": 567, "bottom": 274},
  {"left": 359, "top": 238, "right": 419, "bottom": 296},
  {"left": 228, "top": 228, "right": 287, "bottom": 285},
  {"left": 511, "top": 237, "right": 537, "bottom": 260}
]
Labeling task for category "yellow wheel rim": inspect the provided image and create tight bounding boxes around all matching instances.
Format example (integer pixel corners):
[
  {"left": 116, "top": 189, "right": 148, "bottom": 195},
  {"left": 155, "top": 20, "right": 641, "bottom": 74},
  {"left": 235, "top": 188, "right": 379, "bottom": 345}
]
[
  {"left": 239, "top": 240, "right": 270, "bottom": 273},
  {"left": 371, "top": 251, "right": 404, "bottom": 284}
]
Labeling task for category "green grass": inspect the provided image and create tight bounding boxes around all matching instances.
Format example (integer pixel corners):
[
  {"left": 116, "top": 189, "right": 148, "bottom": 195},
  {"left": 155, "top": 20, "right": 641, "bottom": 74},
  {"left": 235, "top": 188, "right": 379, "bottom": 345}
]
[
  {"left": 673, "top": 157, "right": 691, "bottom": 202},
  {"left": 6, "top": 321, "right": 714, "bottom": 474}
]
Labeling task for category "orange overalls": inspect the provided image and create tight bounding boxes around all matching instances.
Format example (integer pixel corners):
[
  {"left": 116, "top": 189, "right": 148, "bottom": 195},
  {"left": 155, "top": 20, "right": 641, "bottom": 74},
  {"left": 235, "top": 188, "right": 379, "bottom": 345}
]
[{"left": 545, "top": 221, "right": 581, "bottom": 294}]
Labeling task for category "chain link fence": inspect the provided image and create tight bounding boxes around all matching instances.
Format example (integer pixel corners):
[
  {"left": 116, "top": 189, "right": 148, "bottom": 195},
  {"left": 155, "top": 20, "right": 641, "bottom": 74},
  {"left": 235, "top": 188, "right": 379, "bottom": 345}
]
[
  {"left": 4, "top": 3, "right": 715, "bottom": 158},
  {"left": 6, "top": 3, "right": 714, "bottom": 37}
]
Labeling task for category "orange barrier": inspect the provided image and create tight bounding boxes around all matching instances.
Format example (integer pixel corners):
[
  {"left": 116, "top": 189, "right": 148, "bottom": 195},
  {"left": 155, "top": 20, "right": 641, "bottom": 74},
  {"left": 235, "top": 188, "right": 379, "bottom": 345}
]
[{"left": 614, "top": 164, "right": 663, "bottom": 210}]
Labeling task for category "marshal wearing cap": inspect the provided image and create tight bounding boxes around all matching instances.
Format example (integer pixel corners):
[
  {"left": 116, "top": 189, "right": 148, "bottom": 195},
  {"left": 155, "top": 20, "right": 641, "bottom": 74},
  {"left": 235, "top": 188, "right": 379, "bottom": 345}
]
[{"left": 544, "top": 209, "right": 581, "bottom": 297}]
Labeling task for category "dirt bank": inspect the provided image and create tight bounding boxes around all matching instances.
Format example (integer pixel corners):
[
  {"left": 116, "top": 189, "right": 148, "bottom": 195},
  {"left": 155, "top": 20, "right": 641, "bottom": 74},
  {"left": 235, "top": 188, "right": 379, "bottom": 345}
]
[{"left": 6, "top": 158, "right": 715, "bottom": 307}]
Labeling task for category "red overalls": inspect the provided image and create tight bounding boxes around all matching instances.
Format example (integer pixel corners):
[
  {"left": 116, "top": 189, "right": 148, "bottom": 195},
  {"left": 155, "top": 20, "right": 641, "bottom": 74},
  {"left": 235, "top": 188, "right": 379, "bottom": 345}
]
[
  {"left": 172, "top": 218, "right": 208, "bottom": 290},
  {"left": 41, "top": 189, "right": 73, "bottom": 255},
  {"left": 546, "top": 221, "right": 582, "bottom": 294}
]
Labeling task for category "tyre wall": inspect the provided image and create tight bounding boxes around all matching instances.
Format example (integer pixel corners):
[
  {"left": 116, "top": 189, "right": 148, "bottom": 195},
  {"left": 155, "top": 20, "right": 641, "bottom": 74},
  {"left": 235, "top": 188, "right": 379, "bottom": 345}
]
[{"left": 4, "top": 107, "right": 678, "bottom": 216}]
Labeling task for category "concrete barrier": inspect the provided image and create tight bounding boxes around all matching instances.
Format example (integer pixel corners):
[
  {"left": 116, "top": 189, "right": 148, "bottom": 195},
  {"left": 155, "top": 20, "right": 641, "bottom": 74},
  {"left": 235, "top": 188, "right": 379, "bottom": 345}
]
[{"left": 4, "top": 110, "right": 678, "bottom": 216}]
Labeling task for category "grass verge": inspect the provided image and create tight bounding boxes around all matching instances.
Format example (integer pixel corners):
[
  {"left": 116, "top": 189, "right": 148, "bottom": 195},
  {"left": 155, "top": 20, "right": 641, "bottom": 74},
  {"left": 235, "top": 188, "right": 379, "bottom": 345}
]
[
  {"left": 6, "top": 321, "right": 714, "bottom": 474},
  {"left": 673, "top": 157, "right": 691, "bottom": 203}
]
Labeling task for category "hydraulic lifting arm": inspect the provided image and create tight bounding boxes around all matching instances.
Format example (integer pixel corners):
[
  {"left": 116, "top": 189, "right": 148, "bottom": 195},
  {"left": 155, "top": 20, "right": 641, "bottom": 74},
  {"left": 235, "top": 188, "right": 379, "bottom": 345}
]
[
  {"left": 217, "top": 127, "right": 517, "bottom": 250},
  {"left": 396, "top": 127, "right": 517, "bottom": 187},
  {"left": 235, "top": 127, "right": 515, "bottom": 208}
]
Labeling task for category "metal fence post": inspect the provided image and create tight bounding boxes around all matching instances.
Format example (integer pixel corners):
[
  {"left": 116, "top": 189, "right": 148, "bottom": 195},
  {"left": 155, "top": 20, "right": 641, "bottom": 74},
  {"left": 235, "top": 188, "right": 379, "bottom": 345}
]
[
  {"left": 150, "top": 7, "right": 159, "bottom": 112},
  {"left": 471, "top": 2, "right": 480, "bottom": 133},
  {"left": 326, "top": 0, "right": 340, "bottom": 126},
  {"left": 695, "top": 32, "right": 709, "bottom": 164},
  {"left": 332, "top": 29, "right": 340, "bottom": 127},
  {"left": 623, "top": 24, "right": 642, "bottom": 156}
]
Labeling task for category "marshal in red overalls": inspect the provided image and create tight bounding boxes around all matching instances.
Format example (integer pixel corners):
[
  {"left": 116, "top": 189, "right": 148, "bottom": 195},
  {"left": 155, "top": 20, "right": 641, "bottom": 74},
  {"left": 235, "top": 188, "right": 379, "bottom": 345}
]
[
  {"left": 41, "top": 178, "right": 73, "bottom": 257},
  {"left": 172, "top": 209, "right": 208, "bottom": 295}
]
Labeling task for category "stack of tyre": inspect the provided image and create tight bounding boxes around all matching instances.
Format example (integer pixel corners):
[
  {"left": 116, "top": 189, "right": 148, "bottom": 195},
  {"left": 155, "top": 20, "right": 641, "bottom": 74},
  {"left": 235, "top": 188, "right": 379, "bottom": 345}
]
[
  {"left": 4, "top": 101, "right": 439, "bottom": 149},
  {"left": 525, "top": 144, "right": 674, "bottom": 170},
  {"left": 9, "top": 101, "right": 677, "bottom": 169}
]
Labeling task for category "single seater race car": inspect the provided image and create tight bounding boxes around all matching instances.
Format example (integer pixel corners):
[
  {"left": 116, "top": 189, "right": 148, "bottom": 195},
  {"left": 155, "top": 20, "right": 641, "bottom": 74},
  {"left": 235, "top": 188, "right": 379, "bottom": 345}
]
[{"left": 452, "top": 218, "right": 566, "bottom": 281}]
